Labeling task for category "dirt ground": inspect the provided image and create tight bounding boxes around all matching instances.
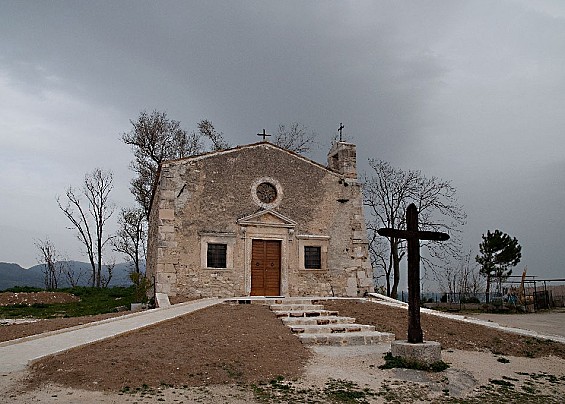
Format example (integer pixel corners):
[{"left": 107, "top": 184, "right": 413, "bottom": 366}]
[
  {"left": 0, "top": 291, "right": 80, "bottom": 306},
  {"left": 324, "top": 300, "right": 565, "bottom": 359},
  {"left": 24, "top": 303, "right": 310, "bottom": 391},
  {"left": 1, "top": 298, "right": 565, "bottom": 403}
]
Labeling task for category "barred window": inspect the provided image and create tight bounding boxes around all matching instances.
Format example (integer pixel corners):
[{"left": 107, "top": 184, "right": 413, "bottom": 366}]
[
  {"left": 207, "top": 243, "right": 227, "bottom": 268},
  {"left": 304, "top": 246, "right": 322, "bottom": 269}
]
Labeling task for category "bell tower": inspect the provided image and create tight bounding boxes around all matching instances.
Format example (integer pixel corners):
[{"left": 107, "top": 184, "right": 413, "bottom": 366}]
[{"left": 327, "top": 141, "right": 357, "bottom": 179}]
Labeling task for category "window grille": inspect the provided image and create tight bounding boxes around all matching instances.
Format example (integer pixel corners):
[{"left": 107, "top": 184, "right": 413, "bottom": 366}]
[
  {"left": 207, "top": 243, "right": 227, "bottom": 268},
  {"left": 304, "top": 246, "right": 321, "bottom": 269}
]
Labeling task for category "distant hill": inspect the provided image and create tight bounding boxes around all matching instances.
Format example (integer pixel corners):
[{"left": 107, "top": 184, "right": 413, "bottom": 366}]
[{"left": 0, "top": 261, "right": 142, "bottom": 291}]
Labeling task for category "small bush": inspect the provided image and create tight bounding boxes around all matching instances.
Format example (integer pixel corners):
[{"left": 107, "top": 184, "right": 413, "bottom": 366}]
[
  {"left": 379, "top": 352, "right": 449, "bottom": 372},
  {"left": 130, "top": 272, "right": 152, "bottom": 303}
]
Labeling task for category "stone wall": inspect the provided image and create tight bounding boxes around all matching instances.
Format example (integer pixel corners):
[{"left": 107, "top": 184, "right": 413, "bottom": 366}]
[{"left": 146, "top": 142, "right": 374, "bottom": 299}]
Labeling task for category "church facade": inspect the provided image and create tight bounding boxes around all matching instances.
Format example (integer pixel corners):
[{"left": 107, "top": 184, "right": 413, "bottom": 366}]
[{"left": 146, "top": 140, "right": 374, "bottom": 299}]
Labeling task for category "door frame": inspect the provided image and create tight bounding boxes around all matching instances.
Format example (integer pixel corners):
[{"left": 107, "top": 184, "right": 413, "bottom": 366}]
[
  {"left": 237, "top": 210, "right": 295, "bottom": 297},
  {"left": 242, "top": 232, "right": 289, "bottom": 297}
]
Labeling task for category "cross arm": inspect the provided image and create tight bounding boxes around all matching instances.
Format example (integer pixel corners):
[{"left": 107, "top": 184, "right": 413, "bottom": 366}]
[{"left": 377, "top": 228, "right": 450, "bottom": 241}]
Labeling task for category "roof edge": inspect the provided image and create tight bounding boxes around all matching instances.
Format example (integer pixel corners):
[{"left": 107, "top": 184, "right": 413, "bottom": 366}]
[{"left": 161, "top": 141, "right": 342, "bottom": 177}]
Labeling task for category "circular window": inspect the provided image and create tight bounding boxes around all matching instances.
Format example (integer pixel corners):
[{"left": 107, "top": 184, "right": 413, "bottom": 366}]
[
  {"left": 256, "top": 182, "right": 277, "bottom": 204},
  {"left": 251, "top": 177, "right": 283, "bottom": 209}
]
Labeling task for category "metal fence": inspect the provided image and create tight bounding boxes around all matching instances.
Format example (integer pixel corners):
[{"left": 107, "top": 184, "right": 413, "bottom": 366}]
[{"left": 397, "top": 287, "right": 565, "bottom": 312}]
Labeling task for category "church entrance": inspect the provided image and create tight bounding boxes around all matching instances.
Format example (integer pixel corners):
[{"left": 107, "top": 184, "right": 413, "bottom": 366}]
[{"left": 251, "top": 239, "right": 281, "bottom": 296}]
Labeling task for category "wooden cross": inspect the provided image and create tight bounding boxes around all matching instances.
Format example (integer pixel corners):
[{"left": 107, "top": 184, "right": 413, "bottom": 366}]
[
  {"left": 377, "top": 203, "right": 449, "bottom": 343},
  {"left": 257, "top": 129, "right": 271, "bottom": 140},
  {"left": 338, "top": 123, "right": 344, "bottom": 141}
]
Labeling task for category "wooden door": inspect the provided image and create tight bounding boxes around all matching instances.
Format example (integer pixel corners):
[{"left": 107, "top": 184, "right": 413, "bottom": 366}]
[{"left": 251, "top": 240, "right": 281, "bottom": 296}]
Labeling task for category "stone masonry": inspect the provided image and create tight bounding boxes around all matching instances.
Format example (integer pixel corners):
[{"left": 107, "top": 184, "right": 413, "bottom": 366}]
[{"left": 146, "top": 141, "right": 374, "bottom": 300}]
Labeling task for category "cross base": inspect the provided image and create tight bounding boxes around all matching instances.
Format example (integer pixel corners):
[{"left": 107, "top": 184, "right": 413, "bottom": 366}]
[{"left": 391, "top": 340, "right": 442, "bottom": 365}]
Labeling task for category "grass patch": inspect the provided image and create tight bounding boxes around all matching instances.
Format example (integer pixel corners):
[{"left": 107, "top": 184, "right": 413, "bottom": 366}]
[
  {"left": 324, "top": 379, "right": 373, "bottom": 403},
  {"left": 0, "top": 286, "right": 136, "bottom": 318},
  {"left": 222, "top": 362, "right": 243, "bottom": 380},
  {"left": 378, "top": 352, "right": 449, "bottom": 372},
  {"left": 251, "top": 377, "right": 375, "bottom": 403},
  {"left": 489, "top": 378, "right": 514, "bottom": 388},
  {"left": 3, "top": 286, "right": 44, "bottom": 293}
]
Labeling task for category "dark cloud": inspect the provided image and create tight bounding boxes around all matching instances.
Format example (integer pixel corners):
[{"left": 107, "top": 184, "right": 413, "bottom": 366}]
[{"left": 1, "top": 2, "right": 563, "bottom": 282}]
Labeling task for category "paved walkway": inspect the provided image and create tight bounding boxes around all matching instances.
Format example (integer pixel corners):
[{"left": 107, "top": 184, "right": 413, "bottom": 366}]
[
  {"left": 0, "top": 298, "right": 222, "bottom": 373},
  {"left": 471, "top": 311, "right": 565, "bottom": 338}
]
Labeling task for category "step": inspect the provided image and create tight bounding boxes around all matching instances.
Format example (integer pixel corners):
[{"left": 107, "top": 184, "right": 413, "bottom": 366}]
[
  {"left": 225, "top": 298, "right": 316, "bottom": 306},
  {"left": 290, "top": 323, "right": 376, "bottom": 334},
  {"left": 270, "top": 304, "right": 325, "bottom": 311},
  {"left": 274, "top": 309, "right": 339, "bottom": 318},
  {"left": 298, "top": 331, "right": 396, "bottom": 346},
  {"left": 281, "top": 316, "right": 356, "bottom": 326}
]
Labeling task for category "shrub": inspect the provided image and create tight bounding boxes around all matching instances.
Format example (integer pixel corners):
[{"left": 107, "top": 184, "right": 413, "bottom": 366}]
[{"left": 461, "top": 296, "right": 480, "bottom": 304}]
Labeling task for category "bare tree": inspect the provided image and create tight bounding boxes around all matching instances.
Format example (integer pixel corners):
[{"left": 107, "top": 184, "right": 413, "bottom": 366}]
[
  {"left": 438, "top": 249, "right": 484, "bottom": 302},
  {"left": 122, "top": 110, "right": 206, "bottom": 218},
  {"left": 61, "top": 260, "right": 83, "bottom": 288},
  {"left": 35, "top": 238, "right": 61, "bottom": 290},
  {"left": 113, "top": 207, "right": 147, "bottom": 274},
  {"left": 198, "top": 119, "right": 229, "bottom": 151},
  {"left": 273, "top": 122, "right": 318, "bottom": 155},
  {"left": 34, "top": 239, "right": 84, "bottom": 288},
  {"left": 367, "top": 226, "right": 389, "bottom": 290},
  {"left": 58, "top": 168, "right": 114, "bottom": 287},
  {"left": 100, "top": 259, "right": 115, "bottom": 288},
  {"left": 458, "top": 248, "right": 484, "bottom": 299},
  {"left": 363, "top": 160, "right": 466, "bottom": 298}
]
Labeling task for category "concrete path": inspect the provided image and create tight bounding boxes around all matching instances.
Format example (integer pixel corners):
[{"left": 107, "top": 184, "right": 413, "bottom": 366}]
[
  {"left": 0, "top": 298, "right": 222, "bottom": 373},
  {"left": 469, "top": 311, "right": 565, "bottom": 338}
]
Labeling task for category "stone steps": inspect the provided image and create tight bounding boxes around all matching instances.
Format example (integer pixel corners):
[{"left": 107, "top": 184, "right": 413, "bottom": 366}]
[
  {"left": 281, "top": 315, "right": 356, "bottom": 326},
  {"left": 273, "top": 309, "right": 340, "bottom": 318},
  {"left": 225, "top": 298, "right": 317, "bottom": 306},
  {"left": 270, "top": 304, "right": 325, "bottom": 311},
  {"left": 290, "top": 323, "right": 376, "bottom": 334},
  {"left": 299, "top": 331, "right": 395, "bottom": 346},
  {"left": 270, "top": 299, "right": 395, "bottom": 346}
]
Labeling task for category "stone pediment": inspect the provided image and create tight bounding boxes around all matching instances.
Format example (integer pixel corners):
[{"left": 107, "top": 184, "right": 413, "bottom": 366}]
[{"left": 237, "top": 209, "right": 297, "bottom": 228}]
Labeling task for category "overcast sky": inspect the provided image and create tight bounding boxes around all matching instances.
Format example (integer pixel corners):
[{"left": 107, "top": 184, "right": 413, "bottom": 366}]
[{"left": 1, "top": 1, "right": 563, "bottom": 287}]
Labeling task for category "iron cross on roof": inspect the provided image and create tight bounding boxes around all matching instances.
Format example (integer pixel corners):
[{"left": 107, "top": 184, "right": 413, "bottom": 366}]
[
  {"left": 257, "top": 129, "right": 271, "bottom": 140},
  {"left": 338, "top": 123, "right": 344, "bottom": 141},
  {"left": 377, "top": 203, "right": 449, "bottom": 344}
]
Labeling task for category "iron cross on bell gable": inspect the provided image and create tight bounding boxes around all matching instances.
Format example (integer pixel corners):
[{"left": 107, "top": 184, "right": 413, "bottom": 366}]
[{"left": 377, "top": 203, "right": 449, "bottom": 344}]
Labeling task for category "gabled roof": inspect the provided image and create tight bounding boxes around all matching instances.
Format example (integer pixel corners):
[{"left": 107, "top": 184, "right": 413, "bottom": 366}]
[{"left": 161, "top": 141, "right": 338, "bottom": 176}]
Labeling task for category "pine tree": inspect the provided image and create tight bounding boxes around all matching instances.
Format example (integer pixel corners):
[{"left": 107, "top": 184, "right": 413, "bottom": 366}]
[{"left": 476, "top": 230, "right": 521, "bottom": 303}]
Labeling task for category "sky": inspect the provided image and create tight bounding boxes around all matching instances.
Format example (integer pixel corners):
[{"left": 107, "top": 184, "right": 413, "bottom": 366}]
[{"left": 1, "top": 1, "right": 564, "bottom": 288}]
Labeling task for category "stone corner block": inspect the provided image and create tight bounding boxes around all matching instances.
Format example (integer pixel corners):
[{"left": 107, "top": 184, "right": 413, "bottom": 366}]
[{"left": 155, "top": 292, "right": 171, "bottom": 308}]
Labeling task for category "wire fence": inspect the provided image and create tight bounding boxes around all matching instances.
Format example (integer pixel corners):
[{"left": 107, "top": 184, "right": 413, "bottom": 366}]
[{"left": 397, "top": 286, "right": 565, "bottom": 312}]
